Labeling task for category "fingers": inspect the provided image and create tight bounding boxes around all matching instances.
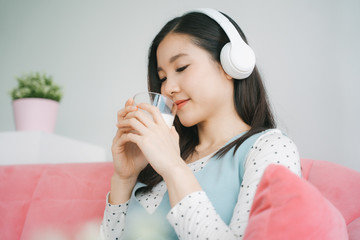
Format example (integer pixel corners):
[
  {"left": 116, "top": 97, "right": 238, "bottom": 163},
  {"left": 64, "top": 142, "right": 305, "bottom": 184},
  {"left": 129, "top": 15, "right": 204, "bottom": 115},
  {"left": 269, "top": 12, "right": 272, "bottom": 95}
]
[
  {"left": 114, "top": 98, "right": 136, "bottom": 143},
  {"left": 137, "top": 103, "right": 165, "bottom": 126},
  {"left": 117, "top": 116, "right": 148, "bottom": 134},
  {"left": 117, "top": 106, "right": 137, "bottom": 123},
  {"left": 125, "top": 98, "right": 135, "bottom": 107},
  {"left": 112, "top": 126, "right": 139, "bottom": 151},
  {"left": 116, "top": 131, "right": 141, "bottom": 148},
  {"left": 170, "top": 126, "right": 179, "bottom": 141},
  {"left": 116, "top": 98, "right": 137, "bottom": 122},
  {"left": 115, "top": 100, "right": 173, "bottom": 148},
  {"left": 112, "top": 126, "right": 132, "bottom": 144},
  {"left": 114, "top": 100, "right": 152, "bottom": 144}
]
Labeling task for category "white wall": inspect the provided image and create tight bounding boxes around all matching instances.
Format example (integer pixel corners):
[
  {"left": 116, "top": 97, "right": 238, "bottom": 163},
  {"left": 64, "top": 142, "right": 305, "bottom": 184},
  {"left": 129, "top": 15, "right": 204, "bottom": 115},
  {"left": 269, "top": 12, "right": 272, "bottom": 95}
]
[{"left": 1, "top": 0, "right": 359, "bottom": 171}]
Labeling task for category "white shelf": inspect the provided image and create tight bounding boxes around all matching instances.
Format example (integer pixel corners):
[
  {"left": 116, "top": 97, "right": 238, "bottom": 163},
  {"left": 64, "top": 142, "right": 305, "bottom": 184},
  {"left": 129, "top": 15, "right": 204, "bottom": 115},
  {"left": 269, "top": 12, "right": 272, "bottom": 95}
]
[{"left": 0, "top": 131, "right": 107, "bottom": 165}]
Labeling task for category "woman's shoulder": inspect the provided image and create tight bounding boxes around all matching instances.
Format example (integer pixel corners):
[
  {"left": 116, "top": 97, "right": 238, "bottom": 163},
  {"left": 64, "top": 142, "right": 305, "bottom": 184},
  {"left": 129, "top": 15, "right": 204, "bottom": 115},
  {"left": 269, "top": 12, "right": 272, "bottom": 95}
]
[
  {"left": 247, "top": 128, "right": 300, "bottom": 163},
  {"left": 244, "top": 128, "right": 301, "bottom": 176},
  {"left": 223, "top": 128, "right": 298, "bottom": 163},
  {"left": 254, "top": 129, "right": 295, "bottom": 146},
  {"left": 231, "top": 129, "right": 291, "bottom": 157}
]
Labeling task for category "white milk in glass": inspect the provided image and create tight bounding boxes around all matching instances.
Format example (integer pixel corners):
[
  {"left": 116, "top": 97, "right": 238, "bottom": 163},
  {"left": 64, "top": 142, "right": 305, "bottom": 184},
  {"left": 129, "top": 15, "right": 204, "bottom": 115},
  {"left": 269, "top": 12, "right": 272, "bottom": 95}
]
[{"left": 161, "top": 113, "right": 175, "bottom": 127}]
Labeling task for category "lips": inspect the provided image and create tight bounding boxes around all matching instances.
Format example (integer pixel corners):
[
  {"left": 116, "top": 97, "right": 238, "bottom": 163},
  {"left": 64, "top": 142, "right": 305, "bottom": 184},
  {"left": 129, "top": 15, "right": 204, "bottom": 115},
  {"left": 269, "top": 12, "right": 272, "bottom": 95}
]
[{"left": 175, "top": 99, "right": 189, "bottom": 110}]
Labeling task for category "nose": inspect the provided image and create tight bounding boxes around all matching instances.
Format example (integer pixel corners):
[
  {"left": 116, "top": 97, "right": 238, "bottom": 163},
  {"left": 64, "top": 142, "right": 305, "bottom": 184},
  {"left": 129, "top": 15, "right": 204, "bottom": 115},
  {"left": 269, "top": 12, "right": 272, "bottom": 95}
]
[{"left": 161, "top": 77, "right": 180, "bottom": 98}]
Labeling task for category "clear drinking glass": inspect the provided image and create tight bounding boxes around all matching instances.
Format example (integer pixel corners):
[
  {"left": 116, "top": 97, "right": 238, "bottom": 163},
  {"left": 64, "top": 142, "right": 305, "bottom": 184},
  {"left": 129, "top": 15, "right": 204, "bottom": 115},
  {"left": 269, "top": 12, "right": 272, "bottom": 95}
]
[{"left": 133, "top": 92, "right": 177, "bottom": 127}]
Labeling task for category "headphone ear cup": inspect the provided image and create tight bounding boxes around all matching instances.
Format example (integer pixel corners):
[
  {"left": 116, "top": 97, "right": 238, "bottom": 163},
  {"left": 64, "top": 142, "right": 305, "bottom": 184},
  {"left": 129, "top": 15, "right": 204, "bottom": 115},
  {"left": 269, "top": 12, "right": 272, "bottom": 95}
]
[
  {"left": 190, "top": 8, "right": 256, "bottom": 79},
  {"left": 220, "top": 42, "right": 256, "bottom": 80},
  {"left": 220, "top": 43, "right": 240, "bottom": 79}
]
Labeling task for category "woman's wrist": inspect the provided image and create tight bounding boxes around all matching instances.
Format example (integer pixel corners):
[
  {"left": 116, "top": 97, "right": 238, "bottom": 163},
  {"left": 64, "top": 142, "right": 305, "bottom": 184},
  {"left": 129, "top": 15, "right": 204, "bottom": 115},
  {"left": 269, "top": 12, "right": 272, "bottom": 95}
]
[
  {"left": 112, "top": 172, "right": 138, "bottom": 184},
  {"left": 162, "top": 162, "right": 202, "bottom": 207},
  {"left": 109, "top": 173, "right": 137, "bottom": 205}
]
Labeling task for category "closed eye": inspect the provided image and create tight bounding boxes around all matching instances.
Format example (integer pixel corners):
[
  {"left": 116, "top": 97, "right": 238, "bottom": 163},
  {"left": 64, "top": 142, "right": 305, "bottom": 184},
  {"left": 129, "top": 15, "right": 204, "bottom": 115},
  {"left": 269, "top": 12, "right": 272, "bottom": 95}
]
[
  {"left": 159, "top": 64, "right": 189, "bottom": 82},
  {"left": 176, "top": 65, "right": 189, "bottom": 73}
]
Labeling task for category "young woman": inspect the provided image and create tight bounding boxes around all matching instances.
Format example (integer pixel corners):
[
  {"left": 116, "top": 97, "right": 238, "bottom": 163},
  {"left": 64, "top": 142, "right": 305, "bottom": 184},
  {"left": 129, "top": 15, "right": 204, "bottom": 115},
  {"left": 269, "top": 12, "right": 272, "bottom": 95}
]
[{"left": 101, "top": 8, "right": 301, "bottom": 239}]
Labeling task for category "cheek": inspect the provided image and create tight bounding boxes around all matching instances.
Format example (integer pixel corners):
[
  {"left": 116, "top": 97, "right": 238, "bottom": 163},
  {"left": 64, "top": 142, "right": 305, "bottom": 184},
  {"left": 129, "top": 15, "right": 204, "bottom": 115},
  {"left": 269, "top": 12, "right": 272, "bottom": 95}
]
[
  {"left": 184, "top": 68, "right": 205, "bottom": 89},
  {"left": 160, "top": 84, "right": 165, "bottom": 94},
  {"left": 188, "top": 69, "right": 220, "bottom": 95}
]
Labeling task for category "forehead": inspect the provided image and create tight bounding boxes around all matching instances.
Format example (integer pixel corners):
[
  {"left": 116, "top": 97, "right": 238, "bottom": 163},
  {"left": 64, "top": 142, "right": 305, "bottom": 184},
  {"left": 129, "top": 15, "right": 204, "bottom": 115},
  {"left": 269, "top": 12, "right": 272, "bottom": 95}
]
[{"left": 156, "top": 33, "right": 196, "bottom": 63}]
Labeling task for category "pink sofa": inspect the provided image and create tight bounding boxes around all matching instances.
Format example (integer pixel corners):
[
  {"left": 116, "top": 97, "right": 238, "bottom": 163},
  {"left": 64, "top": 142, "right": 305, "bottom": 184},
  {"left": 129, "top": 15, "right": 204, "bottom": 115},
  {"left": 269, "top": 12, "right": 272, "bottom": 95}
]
[{"left": 0, "top": 159, "right": 359, "bottom": 239}]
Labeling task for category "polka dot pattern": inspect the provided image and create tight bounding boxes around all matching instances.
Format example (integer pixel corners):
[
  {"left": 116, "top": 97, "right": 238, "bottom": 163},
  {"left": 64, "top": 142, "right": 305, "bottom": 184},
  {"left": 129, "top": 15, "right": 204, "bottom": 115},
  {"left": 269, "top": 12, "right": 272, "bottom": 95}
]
[
  {"left": 167, "top": 191, "right": 237, "bottom": 239},
  {"left": 230, "top": 129, "right": 301, "bottom": 238},
  {"left": 137, "top": 154, "right": 212, "bottom": 214},
  {"left": 100, "top": 155, "right": 212, "bottom": 239},
  {"left": 100, "top": 129, "right": 301, "bottom": 239},
  {"left": 101, "top": 193, "right": 129, "bottom": 239}
]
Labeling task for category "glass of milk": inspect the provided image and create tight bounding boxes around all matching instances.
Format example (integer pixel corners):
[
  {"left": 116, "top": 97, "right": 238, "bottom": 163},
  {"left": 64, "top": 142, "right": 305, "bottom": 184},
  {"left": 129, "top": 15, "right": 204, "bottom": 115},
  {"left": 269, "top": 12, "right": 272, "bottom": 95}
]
[{"left": 133, "top": 92, "right": 177, "bottom": 127}]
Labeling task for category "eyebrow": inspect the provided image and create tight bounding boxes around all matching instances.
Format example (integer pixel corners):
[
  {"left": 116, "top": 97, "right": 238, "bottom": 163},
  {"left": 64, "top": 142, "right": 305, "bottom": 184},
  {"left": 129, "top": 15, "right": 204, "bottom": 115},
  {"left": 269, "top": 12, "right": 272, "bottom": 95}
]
[{"left": 157, "top": 53, "right": 188, "bottom": 72}]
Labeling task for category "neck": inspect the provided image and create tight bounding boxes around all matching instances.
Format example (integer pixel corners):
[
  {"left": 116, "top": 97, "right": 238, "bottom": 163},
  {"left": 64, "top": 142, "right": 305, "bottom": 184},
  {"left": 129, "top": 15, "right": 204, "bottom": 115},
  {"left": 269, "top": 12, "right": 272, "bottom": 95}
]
[{"left": 193, "top": 110, "right": 250, "bottom": 160}]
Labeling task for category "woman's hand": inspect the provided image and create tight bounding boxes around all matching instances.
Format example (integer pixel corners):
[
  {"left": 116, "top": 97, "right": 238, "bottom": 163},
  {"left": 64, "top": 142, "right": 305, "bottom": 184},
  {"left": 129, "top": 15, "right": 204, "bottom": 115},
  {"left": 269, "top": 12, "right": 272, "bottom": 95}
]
[
  {"left": 117, "top": 102, "right": 202, "bottom": 207},
  {"left": 111, "top": 99, "right": 149, "bottom": 181},
  {"left": 117, "top": 103, "right": 183, "bottom": 178}
]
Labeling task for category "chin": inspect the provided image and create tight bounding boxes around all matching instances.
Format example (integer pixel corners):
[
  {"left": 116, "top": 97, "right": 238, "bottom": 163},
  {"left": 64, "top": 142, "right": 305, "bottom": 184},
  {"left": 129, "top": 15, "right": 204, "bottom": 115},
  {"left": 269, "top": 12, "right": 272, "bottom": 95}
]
[
  {"left": 177, "top": 115, "right": 198, "bottom": 128},
  {"left": 181, "top": 122, "right": 195, "bottom": 128}
]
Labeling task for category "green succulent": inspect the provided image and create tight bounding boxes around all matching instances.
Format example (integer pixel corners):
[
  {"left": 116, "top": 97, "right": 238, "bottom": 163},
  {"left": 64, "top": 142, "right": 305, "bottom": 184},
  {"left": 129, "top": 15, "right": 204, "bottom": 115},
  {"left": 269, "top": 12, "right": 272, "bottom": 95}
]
[{"left": 10, "top": 72, "right": 62, "bottom": 102}]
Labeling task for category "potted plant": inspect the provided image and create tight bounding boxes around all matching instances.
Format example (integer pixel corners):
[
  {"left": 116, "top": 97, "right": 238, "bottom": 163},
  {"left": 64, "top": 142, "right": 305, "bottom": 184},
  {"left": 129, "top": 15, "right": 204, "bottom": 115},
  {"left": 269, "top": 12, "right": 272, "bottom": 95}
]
[{"left": 10, "top": 72, "right": 63, "bottom": 133}]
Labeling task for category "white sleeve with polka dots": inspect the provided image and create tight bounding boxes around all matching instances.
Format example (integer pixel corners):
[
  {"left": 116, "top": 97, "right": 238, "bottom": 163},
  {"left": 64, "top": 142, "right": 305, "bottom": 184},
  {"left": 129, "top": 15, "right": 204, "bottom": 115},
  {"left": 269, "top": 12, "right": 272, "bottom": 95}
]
[
  {"left": 229, "top": 129, "right": 301, "bottom": 238},
  {"left": 166, "top": 129, "right": 301, "bottom": 239},
  {"left": 99, "top": 193, "right": 129, "bottom": 240}
]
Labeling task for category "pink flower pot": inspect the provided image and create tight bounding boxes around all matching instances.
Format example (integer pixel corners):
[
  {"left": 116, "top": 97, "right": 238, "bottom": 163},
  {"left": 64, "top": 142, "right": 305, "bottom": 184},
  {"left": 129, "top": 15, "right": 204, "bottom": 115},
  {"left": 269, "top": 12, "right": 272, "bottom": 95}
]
[{"left": 12, "top": 98, "right": 59, "bottom": 133}]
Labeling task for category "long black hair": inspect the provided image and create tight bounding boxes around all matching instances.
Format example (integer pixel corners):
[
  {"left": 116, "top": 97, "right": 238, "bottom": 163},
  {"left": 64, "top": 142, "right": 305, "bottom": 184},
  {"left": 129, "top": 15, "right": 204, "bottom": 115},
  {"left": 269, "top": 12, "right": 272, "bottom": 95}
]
[{"left": 138, "top": 11, "right": 276, "bottom": 190}]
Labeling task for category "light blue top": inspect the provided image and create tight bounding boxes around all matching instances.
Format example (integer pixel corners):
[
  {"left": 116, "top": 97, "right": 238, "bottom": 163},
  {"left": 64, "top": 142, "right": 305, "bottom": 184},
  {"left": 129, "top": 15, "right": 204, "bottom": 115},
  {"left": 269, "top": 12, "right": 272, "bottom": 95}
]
[{"left": 122, "top": 131, "right": 264, "bottom": 239}]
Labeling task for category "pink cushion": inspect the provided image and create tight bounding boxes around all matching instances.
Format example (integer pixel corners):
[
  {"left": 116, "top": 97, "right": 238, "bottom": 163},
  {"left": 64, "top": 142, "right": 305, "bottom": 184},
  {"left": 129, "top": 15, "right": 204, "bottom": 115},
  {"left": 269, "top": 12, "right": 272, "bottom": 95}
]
[
  {"left": 0, "top": 162, "right": 113, "bottom": 240},
  {"left": 243, "top": 164, "right": 348, "bottom": 240},
  {"left": 348, "top": 218, "right": 360, "bottom": 240},
  {"left": 301, "top": 158, "right": 360, "bottom": 226}
]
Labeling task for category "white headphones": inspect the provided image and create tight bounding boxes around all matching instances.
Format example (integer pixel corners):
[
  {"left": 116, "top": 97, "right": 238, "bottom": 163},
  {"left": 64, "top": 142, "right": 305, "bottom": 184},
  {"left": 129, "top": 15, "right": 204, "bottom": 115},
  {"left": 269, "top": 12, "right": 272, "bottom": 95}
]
[{"left": 190, "top": 8, "right": 256, "bottom": 79}]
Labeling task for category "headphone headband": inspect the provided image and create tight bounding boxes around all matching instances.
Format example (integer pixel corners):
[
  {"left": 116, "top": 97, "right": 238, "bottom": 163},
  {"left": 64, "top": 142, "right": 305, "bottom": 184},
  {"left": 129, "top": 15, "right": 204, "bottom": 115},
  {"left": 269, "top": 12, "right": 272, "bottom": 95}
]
[{"left": 189, "top": 8, "right": 256, "bottom": 79}]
